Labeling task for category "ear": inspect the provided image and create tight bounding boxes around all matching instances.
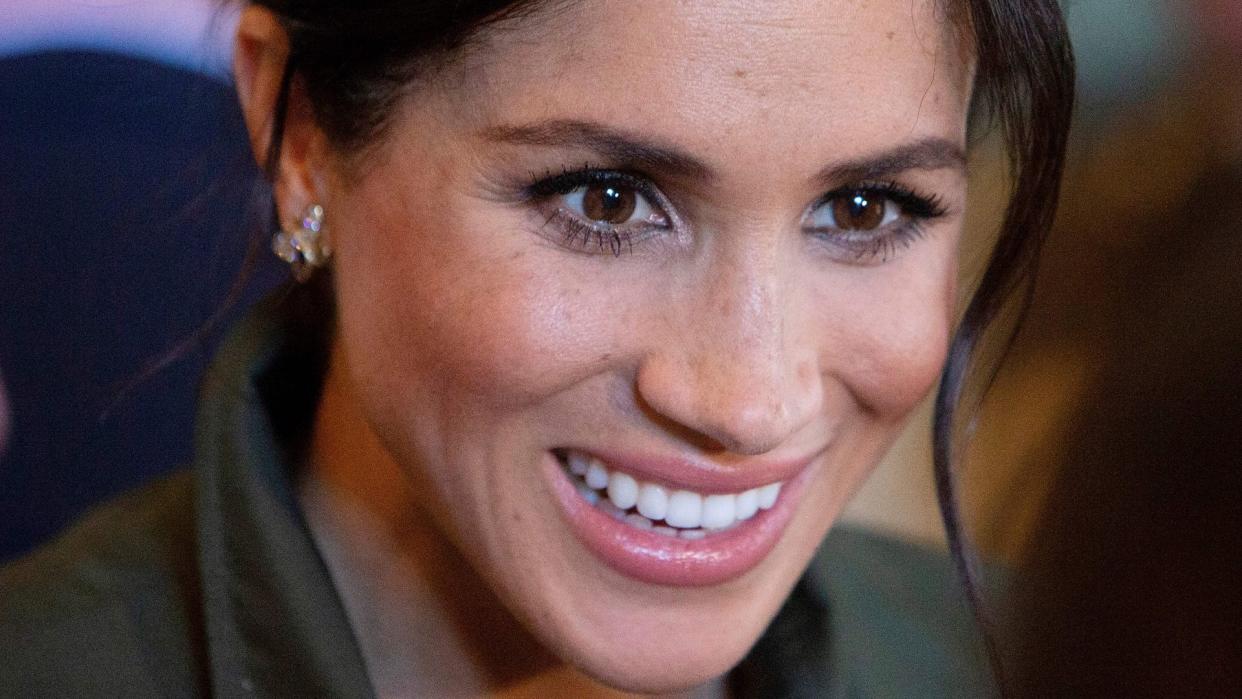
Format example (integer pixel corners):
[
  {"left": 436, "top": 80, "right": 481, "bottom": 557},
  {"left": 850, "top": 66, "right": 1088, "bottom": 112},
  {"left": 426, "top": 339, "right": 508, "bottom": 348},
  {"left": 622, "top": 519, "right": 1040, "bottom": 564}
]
[{"left": 233, "top": 6, "right": 329, "bottom": 227}]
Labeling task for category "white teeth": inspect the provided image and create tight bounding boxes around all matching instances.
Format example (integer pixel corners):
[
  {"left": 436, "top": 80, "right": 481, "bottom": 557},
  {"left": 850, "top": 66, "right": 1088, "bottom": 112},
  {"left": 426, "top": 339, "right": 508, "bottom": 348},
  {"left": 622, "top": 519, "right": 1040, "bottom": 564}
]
[
  {"left": 735, "top": 488, "right": 760, "bottom": 521},
  {"left": 757, "top": 482, "right": 782, "bottom": 510},
  {"left": 567, "top": 451, "right": 591, "bottom": 476},
  {"left": 665, "top": 490, "right": 703, "bottom": 529},
  {"left": 701, "top": 494, "right": 737, "bottom": 530},
  {"left": 624, "top": 513, "right": 654, "bottom": 530},
  {"left": 585, "top": 458, "right": 610, "bottom": 490},
  {"left": 574, "top": 480, "right": 600, "bottom": 506},
  {"left": 636, "top": 483, "right": 669, "bottom": 521},
  {"left": 606, "top": 472, "right": 639, "bottom": 511},
  {"left": 562, "top": 450, "right": 786, "bottom": 535}
]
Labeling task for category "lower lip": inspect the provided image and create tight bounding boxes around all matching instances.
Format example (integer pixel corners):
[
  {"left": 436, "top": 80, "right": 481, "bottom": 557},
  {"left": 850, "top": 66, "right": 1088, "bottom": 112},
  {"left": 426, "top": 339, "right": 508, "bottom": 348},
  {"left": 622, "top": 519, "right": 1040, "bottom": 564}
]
[{"left": 543, "top": 452, "right": 812, "bottom": 587}]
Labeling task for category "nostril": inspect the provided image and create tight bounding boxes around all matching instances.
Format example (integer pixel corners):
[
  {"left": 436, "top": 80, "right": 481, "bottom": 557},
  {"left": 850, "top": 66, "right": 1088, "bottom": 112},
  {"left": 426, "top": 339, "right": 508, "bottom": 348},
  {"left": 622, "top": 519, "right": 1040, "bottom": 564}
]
[
  {"left": 636, "top": 364, "right": 803, "bottom": 456},
  {"left": 704, "top": 401, "right": 795, "bottom": 456},
  {"left": 635, "top": 335, "right": 822, "bottom": 456}
]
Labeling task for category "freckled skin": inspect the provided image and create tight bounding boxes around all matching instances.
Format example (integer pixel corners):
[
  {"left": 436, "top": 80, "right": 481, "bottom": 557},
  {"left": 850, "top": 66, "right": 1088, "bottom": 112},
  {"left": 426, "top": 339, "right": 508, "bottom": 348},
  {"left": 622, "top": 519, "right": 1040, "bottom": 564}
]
[{"left": 256, "top": 0, "right": 974, "bottom": 693}]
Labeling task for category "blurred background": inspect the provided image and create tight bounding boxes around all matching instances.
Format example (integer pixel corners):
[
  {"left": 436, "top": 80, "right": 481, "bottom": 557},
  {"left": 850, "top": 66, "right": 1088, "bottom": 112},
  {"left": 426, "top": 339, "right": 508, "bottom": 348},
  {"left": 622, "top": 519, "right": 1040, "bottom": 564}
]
[
  {"left": 1, "top": 1, "right": 1238, "bottom": 695},
  {"left": 0, "top": 0, "right": 283, "bottom": 560},
  {"left": 848, "top": 0, "right": 1242, "bottom": 693}
]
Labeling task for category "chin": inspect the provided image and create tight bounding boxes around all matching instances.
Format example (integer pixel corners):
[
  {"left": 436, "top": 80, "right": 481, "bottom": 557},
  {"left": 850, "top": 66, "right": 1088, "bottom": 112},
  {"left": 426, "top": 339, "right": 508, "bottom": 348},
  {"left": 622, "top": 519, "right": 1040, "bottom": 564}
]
[
  {"left": 436, "top": 435, "right": 857, "bottom": 695},
  {"left": 557, "top": 622, "right": 756, "bottom": 695},
  {"left": 494, "top": 557, "right": 788, "bottom": 694},
  {"left": 497, "top": 456, "right": 837, "bottom": 697}
]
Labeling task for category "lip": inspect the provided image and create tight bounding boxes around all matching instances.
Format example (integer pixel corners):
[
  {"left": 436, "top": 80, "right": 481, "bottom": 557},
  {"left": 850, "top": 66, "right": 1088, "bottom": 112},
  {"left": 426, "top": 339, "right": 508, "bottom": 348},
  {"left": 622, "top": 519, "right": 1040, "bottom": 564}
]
[
  {"left": 543, "top": 450, "right": 818, "bottom": 587},
  {"left": 572, "top": 447, "right": 820, "bottom": 495}
]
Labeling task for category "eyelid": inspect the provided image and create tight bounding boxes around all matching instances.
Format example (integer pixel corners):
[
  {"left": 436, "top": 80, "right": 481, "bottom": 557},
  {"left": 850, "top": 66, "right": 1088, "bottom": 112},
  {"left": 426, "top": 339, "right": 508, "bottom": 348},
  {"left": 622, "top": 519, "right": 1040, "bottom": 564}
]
[
  {"left": 521, "top": 168, "right": 948, "bottom": 261},
  {"left": 523, "top": 167, "right": 678, "bottom": 255},
  {"left": 807, "top": 180, "right": 949, "bottom": 224},
  {"left": 804, "top": 180, "right": 948, "bottom": 232},
  {"left": 801, "top": 180, "right": 950, "bottom": 264},
  {"left": 526, "top": 168, "right": 666, "bottom": 206}
]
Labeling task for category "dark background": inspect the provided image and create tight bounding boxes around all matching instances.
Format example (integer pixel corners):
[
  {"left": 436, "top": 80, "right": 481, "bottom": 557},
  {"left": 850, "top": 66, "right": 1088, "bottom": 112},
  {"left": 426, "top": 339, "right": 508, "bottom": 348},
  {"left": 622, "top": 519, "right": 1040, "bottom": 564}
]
[{"left": 0, "top": 51, "right": 283, "bottom": 561}]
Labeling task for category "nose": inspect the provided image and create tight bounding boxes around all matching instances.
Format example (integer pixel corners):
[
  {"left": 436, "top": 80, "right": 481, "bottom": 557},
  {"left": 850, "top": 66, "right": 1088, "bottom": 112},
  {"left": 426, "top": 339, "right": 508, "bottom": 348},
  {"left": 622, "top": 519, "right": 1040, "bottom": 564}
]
[{"left": 635, "top": 252, "right": 822, "bottom": 455}]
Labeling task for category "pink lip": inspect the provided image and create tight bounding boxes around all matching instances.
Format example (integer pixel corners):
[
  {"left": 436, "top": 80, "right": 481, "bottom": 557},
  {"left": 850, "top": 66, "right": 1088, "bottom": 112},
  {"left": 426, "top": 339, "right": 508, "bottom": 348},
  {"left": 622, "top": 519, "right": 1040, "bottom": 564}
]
[
  {"left": 543, "top": 451, "right": 816, "bottom": 587},
  {"left": 577, "top": 448, "right": 821, "bottom": 495}
]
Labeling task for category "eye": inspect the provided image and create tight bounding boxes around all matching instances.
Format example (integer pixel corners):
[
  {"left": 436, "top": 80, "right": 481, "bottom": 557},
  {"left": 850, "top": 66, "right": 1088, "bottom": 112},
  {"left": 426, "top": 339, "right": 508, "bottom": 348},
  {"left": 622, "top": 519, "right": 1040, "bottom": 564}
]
[
  {"left": 525, "top": 169, "right": 674, "bottom": 255},
  {"left": 562, "top": 182, "right": 663, "bottom": 227},
  {"left": 803, "top": 182, "right": 949, "bottom": 263},
  {"left": 808, "top": 189, "right": 903, "bottom": 231}
]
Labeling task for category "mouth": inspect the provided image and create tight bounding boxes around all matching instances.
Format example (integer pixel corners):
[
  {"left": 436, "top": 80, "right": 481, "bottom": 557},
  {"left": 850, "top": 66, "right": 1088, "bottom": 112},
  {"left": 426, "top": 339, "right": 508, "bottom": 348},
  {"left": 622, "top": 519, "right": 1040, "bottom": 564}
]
[
  {"left": 545, "top": 448, "right": 815, "bottom": 587},
  {"left": 561, "top": 449, "right": 783, "bottom": 539}
]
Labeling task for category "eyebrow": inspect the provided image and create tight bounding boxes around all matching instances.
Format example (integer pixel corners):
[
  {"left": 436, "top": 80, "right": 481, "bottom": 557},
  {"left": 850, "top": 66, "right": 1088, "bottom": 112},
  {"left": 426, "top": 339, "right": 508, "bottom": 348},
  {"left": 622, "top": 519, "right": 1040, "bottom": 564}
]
[
  {"left": 481, "top": 118, "right": 965, "bottom": 187},
  {"left": 480, "top": 119, "right": 713, "bottom": 181},
  {"left": 816, "top": 138, "right": 967, "bottom": 186}
]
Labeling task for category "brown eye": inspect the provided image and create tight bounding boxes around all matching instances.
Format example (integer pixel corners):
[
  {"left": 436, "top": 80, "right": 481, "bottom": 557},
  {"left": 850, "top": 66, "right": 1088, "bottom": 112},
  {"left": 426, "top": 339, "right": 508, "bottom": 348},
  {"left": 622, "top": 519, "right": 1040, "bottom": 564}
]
[
  {"left": 581, "top": 184, "right": 638, "bottom": 224},
  {"left": 830, "top": 191, "right": 887, "bottom": 230}
]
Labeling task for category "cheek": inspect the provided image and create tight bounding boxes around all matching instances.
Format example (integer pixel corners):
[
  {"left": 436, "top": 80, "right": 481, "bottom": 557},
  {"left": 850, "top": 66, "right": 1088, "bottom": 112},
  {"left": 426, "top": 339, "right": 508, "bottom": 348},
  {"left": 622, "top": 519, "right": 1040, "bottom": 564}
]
[
  {"left": 824, "top": 253, "right": 956, "bottom": 419},
  {"left": 414, "top": 268, "right": 608, "bottom": 408},
  {"left": 330, "top": 172, "right": 609, "bottom": 416}
]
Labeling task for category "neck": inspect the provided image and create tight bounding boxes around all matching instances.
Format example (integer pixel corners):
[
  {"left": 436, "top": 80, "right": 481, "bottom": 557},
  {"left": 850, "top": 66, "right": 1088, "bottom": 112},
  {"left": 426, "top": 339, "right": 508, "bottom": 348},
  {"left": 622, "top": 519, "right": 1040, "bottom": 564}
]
[{"left": 299, "top": 343, "right": 716, "bottom": 698}]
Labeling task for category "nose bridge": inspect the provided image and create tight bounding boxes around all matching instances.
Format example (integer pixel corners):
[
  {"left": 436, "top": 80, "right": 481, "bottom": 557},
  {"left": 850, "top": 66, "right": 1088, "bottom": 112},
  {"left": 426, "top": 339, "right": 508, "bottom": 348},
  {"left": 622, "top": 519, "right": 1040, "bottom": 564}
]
[
  {"left": 639, "top": 238, "right": 821, "bottom": 455},
  {"left": 700, "top": 248, "right": 787, "bottom": 401}
]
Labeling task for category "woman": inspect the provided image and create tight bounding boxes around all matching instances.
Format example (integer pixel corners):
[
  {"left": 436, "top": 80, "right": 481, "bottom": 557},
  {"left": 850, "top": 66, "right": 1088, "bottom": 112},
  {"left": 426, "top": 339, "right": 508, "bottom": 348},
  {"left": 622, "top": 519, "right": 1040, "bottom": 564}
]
[{"left": 0, "top": 0, "right": 1073, "bottom": 696}]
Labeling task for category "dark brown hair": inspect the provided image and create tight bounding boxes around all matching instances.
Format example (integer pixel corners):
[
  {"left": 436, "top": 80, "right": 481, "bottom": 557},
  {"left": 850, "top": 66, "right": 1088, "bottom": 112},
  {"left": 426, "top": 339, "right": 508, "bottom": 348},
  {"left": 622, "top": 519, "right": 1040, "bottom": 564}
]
[
  {"left": 935, "top": 0, "right": 1075, "bottom": 688},
  {"left": 248, "top": 0, "right": 1075, "bottom": 689}
]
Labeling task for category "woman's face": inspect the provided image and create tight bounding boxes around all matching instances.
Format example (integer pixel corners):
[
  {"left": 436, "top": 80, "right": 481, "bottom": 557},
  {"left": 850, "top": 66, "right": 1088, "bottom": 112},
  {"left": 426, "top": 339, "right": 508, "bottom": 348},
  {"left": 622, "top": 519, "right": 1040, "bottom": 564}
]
[{"left": 320, "top": 0, "right": 972, "bottom": 691}]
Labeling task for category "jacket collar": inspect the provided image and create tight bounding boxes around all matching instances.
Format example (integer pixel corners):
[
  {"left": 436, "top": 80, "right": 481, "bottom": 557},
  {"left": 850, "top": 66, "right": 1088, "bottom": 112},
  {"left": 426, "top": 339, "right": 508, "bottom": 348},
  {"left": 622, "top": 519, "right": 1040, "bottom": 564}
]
[
  {"left": 192, "top": 293, "right": 375, "bottom": 698},
  {"left": 185, "top": 292, "right": 904, "bottom": 698}
]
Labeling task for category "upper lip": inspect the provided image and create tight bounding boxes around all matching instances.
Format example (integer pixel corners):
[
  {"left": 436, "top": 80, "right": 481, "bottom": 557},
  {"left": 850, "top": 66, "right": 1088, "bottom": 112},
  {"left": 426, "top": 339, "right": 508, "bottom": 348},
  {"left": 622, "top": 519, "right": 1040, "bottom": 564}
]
[{"left": 564, "top": 444, "right": 827, "bottom": 494}]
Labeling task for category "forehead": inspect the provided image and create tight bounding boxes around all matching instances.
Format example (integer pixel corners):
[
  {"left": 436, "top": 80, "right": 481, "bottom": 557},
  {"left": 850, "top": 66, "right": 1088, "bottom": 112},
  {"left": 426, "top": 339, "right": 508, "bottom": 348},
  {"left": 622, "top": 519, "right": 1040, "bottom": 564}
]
[{"left": 428, "top": 0, "right": 974, "bottom": 170}]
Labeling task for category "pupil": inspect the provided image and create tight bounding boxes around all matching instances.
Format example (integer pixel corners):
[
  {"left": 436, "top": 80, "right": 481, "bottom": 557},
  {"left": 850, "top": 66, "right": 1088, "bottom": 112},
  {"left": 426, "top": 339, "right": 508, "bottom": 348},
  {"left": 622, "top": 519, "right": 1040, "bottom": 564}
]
[
  {"left": 583, "top": 184, "right": 637, "bottom": 224},
  {"left": 833, "top": 192, "right": 885, "bottom": 230}
]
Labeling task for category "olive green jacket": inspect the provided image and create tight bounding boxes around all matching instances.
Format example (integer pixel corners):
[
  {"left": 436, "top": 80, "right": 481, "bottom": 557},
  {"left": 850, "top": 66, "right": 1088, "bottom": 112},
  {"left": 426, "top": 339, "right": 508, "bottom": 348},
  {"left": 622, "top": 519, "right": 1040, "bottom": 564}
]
[{"left": 0, "top": 298, "right": 994, "bottom": 698}]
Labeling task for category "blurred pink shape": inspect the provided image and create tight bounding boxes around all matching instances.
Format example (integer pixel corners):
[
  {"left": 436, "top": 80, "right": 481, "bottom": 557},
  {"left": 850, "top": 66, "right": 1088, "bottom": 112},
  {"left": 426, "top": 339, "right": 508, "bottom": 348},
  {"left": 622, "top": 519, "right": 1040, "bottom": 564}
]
[{"left": 0, "top": 0, "right": 236, "bottom": 75}]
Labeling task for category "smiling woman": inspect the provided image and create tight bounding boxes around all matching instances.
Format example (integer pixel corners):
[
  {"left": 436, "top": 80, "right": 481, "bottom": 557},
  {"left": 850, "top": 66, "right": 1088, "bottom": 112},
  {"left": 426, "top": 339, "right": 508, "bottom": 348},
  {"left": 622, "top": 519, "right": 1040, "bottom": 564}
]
[{"left": 0, "top": 0, "right": 1072, "bottom": 697}]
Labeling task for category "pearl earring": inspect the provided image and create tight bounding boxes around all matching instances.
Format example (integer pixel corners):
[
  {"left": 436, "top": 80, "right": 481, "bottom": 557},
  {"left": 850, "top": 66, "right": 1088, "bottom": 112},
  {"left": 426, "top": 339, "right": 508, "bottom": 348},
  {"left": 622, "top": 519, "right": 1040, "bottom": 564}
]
[{"left": 272, "top": 204, "right": 330, "bottom": 282}]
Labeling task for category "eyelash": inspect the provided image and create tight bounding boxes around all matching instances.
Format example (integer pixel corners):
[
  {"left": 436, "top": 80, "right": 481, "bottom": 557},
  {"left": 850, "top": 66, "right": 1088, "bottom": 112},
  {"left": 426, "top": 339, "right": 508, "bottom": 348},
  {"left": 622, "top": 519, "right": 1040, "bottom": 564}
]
[
  {"left": 522, "top": 167, "right": 948, "bottom": 261},
  {"left": 808, "top": 181, "right": 949, "bottom": 262},
  {"left": 524, "top": 166, "right": 670, "bottom": 256}
]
